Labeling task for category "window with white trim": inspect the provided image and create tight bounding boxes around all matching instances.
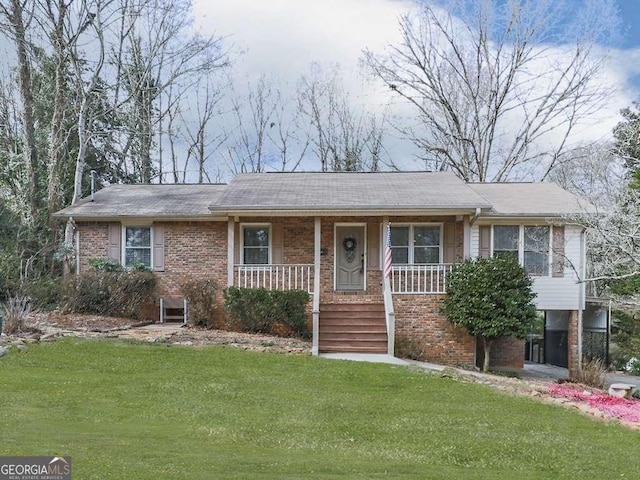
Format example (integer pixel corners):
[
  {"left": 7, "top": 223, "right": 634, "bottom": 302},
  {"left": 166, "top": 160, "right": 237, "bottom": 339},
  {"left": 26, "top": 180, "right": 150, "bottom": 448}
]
[
  {"left": 242, "top": 225, "right": 270, "bottom": 264},
  {"left": 492, "top": 225, "right": 550, "bottom": 276},
  {"left": 390, "top": 224, "right": 441, "bottom": 264},
  {"left": 124, "top": 226, "right": 152, "bottom": 268}
]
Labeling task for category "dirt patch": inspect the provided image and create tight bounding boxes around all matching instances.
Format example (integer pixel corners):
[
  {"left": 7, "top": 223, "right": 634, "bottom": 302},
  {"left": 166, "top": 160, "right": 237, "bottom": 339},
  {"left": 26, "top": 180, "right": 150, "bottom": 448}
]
[{"left": 23, "top": 312, "right": 310, "bottom": 355}]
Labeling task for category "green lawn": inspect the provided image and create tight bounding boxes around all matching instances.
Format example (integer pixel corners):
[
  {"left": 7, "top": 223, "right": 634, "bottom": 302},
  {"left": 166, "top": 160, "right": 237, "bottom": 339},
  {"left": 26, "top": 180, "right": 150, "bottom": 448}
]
[{"left": 0, "top": 339, "right": 637, "bottom": 479}]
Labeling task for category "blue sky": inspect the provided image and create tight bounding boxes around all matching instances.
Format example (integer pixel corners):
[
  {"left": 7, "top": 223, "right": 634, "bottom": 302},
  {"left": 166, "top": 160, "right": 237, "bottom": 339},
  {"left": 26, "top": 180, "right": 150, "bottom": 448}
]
[
  {"left": 618, "top": 1, "right": 640, "bottom": 49},
  {"left": 195, "top": 0, "right": 640, "bottom": 146}
]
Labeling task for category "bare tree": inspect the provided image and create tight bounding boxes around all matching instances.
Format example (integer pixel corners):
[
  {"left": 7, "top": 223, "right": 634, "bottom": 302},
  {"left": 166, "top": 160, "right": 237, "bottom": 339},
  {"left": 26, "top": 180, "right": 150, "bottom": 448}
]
[
  {"left": 115, "top": 0, "right": 229, "bottom": 183},
  {"left": 576, "top": 187, "right": 640, "bottom": 301},
  {"left": 181, "top": 76, "right": 227, "bottom": 182},
  {"left": 0, "top": 0, "right": 40, "bottom": 223},
  {"left": 548, "top": 144, "right": 625, "bottom": 208},
  {"left": 297, "top": 63, "right": 390, "bottom": 172},
  {"left": 364, "top": 0, "right": 619, "bottom": 181}
]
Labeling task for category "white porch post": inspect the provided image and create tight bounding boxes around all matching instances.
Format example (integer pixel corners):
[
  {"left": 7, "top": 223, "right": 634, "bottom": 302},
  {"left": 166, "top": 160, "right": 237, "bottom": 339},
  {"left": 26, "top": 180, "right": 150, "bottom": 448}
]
[
  {"left": 227, "top": 218, "right": 235, "bottom": 288},
  {"left": 463, "top": 215, "right": 471, "bottom": 259},
  {"left": 312, "top": 217, "right": 321, "bottom": 356}
]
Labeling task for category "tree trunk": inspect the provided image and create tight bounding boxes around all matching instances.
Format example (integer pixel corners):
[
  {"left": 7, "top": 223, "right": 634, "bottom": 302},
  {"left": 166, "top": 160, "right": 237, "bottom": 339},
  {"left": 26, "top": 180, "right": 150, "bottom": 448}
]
[
  {"left": 482, "top": 337, "right": 493, "bottom": 373},
  {"left": 46, "top": 0, "right": 69, "bottom": 217},
  {"left": 8, "top": 0, "right": 40, "bottom": 224}
]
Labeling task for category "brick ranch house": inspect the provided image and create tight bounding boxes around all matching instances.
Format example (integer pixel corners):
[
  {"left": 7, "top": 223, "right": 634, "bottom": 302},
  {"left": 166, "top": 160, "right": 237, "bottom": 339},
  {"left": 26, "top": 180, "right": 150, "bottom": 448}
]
[{"left": 54, "top": 171, "right": 594, "bottom": 373}]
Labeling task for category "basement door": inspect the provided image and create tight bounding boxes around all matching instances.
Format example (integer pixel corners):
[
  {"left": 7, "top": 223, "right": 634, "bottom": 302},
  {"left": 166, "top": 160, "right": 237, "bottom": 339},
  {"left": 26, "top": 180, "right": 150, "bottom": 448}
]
[{"left": 335, "top": 225, "right": 365, "bottom": 291}]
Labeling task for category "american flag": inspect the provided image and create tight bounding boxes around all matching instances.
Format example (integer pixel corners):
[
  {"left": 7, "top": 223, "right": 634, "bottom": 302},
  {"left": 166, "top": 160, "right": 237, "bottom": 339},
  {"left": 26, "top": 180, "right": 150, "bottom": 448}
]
[{"left": 384, "top": 224, "right": 392, "bottom": 279}]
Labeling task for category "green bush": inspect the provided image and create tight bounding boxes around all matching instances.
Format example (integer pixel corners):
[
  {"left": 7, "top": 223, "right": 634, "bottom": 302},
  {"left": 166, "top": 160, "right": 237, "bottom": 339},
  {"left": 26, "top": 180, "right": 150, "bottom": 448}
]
[
  {"left": 62, "top": 270, "right": 157, "bottom": 319},
  {"left": 87, "top": 257, "right": 125, "bottom": 272},
  {"left": 441, "top": 255, "right": 537, "bottom": 372},
  {"left": 224, "top": 287, "right": 310, "bottom": 338},
  {"left": 181, "top": 278, "right": 219, "bottom": 328}
]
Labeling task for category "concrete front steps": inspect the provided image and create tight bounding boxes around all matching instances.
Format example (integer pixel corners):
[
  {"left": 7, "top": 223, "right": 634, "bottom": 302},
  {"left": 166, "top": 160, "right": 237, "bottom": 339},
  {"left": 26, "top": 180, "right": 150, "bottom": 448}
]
[{"left": 318, "top": 302, "right": 388, "bottom": 354}]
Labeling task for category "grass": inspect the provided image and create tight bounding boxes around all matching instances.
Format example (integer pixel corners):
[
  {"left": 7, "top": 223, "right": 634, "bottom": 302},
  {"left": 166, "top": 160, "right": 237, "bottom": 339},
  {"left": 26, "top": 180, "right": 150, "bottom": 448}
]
[{"left": 0, "top": 339, "right": 638, "bottom": 479}]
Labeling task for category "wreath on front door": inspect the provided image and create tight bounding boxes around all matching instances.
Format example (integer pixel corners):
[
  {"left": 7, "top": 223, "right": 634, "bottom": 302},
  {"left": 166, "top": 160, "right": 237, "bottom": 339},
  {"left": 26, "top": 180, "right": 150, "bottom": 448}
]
[{"left": 343, "top": 236, "right": 357, "bottom": 263}]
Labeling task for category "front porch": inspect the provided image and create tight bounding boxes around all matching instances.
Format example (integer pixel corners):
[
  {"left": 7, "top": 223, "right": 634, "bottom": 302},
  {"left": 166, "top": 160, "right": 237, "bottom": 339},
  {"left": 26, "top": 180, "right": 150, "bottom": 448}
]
[{"left": 226, "top": 215, "right": 471, "bottom": 360}]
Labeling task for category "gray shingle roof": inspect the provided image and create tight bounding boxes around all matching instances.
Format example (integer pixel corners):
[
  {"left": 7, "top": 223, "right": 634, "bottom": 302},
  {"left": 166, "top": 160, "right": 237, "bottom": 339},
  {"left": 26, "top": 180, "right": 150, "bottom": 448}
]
[
  {"left": 469, "top": 183, "right": 592, "bottom": 216},
  {"left": 54, "top": 184, "right": 227, "bottom": 219},
  {"left": 53, "top": 174, "right": 590, "bottom": 220},
  {"left": 210, "top": 171, "right": 491, "bottom": 212}
]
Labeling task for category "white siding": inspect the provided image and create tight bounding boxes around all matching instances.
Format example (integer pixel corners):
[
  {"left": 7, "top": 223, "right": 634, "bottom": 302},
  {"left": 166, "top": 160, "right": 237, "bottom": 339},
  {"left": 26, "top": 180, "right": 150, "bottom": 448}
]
[
  {"left": 532, "top": 225, "right": 584, "bottom": 310},
  {"left": 470, "top": 223, "right": 585, "bottom": 311},
  {"left": 470, "top": 224, "right": 480, "bottom": 259}
]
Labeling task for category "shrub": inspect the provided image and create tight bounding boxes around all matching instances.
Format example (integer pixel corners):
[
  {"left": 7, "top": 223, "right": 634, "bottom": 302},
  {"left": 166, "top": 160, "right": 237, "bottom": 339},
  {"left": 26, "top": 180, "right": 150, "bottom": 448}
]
[
  {"left": 62, "top": 270, "right": 157, "bottom": 319},
  {"left": 395, "top": 336, "right": 427, "bottom": 361},
  {"left": 2, "top": 295, "right": 31, "bottom": 334},
  {"left": 181, "top": 278, "right": 219, "bottom": 328},
  {"left": 224, "top": 287, "right": 310, "bottom": 338},
  {"left": 441, "top": 256, "right": 537, "bottom": 372},
  {"left": 570, "top": 358, "right": 607, "bottom": 389},
  {"left": 625, "top": 357, "right": 640, "bottom": 376},
  {"left": 88, "top": 257, "right": 125, "bottom": 272},
  {"left": 24, "top": 276, "right": 63, "bottom": 310}
]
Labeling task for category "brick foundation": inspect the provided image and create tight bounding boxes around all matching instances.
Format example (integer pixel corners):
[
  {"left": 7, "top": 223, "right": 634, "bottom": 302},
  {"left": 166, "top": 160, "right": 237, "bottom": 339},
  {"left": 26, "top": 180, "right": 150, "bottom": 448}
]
[{"left": 393, "top": 294, "right": 475, "bottom": 367}]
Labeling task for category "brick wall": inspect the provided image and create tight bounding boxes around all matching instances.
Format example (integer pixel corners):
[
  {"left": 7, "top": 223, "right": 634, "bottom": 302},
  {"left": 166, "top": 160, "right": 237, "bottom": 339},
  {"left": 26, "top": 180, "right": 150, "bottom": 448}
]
[
  {"left": 77, "top": 222, "right": 109, "bottom": 271},
  {"left": 568, "top": 310, "right": 579, "bottom": 377},
  {"left": 487, "top": 337, "right": 525, "bottom": 369},
  {"left": 157, "top": 221, "right": 227, "bottom": 297},
  {"left": 394, "top": 294, "right": 475, "bottom": 367},
  {"left": 76, "top": 216, "right": 511, "bottom": 369}
]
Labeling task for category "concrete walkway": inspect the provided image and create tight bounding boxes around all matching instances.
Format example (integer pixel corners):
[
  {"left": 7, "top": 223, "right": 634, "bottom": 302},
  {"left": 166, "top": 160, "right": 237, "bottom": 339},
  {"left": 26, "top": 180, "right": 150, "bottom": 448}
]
[
  {"left": 523, "top": 362, "right": 640, "bottom": 389},
  {"left": 319, "top": 354, "right": 640, "bottom": 390}
]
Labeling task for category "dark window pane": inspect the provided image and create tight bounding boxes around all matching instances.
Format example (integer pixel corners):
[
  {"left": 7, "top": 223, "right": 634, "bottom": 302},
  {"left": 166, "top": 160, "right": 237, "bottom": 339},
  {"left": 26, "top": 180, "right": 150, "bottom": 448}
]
[
  {"left": 525, "top": 251, "right": 549, "bottom": 276},
  {"left": 494, "top": 226, "right": 518, "bottom": 251},
  {"left": 391, "top": 247, "right": 409, "bottom": 264},
  {"left": 414, "top": 246, "right": 440, "bottom": 264},
  {"left": 524, "top": 226, "right": 549, "bottom": 251},
  {"left": 244, "top": 247, "right": 269, "bottom": 264},
  {"left": 414, "top": 226, "right": 440, "bottom": 246},
  {"left": 244, "top": 227, "right": 269, "bottom": 247},
  {"left": 126, "top": 227, "right": 151, "bottom": 247},
  {"left": 125, "top": 248, "right": 151, "bottom": 267},
  {"left": 390, "top": 227, "right": 409, "bottom": 247}
]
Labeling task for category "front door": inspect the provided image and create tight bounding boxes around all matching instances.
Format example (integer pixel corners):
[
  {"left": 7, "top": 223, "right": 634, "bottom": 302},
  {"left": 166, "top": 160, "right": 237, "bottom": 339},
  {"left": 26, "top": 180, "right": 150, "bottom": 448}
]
[{"left": 335, "top": 225, "right": 365, "bottom": 291}]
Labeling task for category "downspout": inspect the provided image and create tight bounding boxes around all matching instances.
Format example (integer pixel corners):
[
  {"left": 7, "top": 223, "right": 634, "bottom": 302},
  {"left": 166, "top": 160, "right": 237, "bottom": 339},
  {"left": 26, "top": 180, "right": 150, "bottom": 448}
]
[
  {"left": 312, "top": 217, "right": 321, "bottom": 356},
  {"left": 469, "top": 207, "right": 482, "bottom": 226},
  {"left": 73, "top": 218, "right": 79, "bottom": 275}
]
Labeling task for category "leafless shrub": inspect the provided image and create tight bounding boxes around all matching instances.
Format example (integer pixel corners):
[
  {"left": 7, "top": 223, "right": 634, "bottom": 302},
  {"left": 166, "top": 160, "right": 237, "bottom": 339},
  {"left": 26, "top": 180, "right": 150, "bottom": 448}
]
[
  {"left": 2, "top": 295, "right": 31, "bottom": 335},
  {"left": 570, "top": 358, "right": 607, "bottom": 389}
]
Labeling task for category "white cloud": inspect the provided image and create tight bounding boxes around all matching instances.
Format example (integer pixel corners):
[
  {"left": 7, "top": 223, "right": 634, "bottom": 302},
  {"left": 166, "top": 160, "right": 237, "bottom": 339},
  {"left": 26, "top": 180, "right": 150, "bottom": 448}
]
[{"left": 193, "top": 0, "right": 412, "bottom": 80}]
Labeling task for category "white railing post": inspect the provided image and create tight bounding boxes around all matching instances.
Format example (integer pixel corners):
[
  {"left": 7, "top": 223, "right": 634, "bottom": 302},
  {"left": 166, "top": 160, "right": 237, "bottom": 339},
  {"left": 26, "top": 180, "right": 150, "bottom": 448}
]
[{"left": 389, "top": 264, "right": 452, "bottom": 294}]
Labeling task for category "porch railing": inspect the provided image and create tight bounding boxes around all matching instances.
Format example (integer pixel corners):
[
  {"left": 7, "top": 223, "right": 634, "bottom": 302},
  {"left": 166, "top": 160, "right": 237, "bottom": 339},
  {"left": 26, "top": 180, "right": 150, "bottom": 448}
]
[
  {"left": 390, "top": 264, "right": 453, "bottom": 294},
  {"left": 234, "top": 264, "right": 314, "bottom": 293}
]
